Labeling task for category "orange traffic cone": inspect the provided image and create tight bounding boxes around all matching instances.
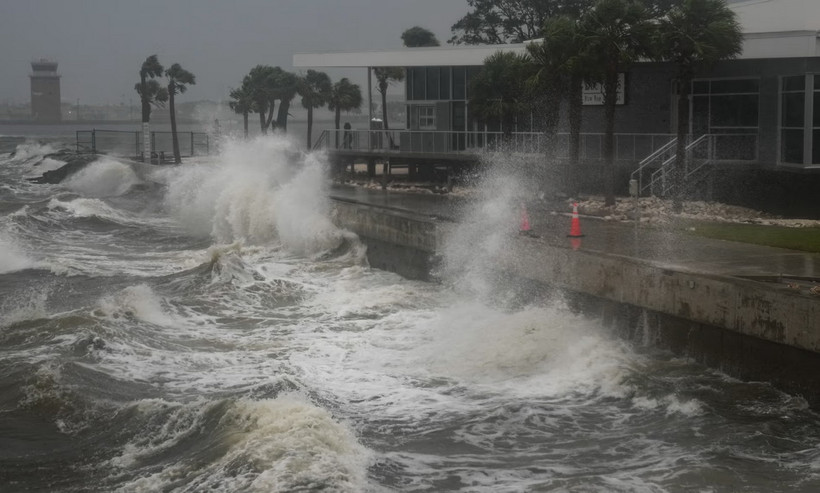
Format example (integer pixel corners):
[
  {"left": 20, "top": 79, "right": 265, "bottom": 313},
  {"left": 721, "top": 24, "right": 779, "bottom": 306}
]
[
  {"left": 567, "top": 202, "right": 584, "bottom": 238},
  {"left": 519, "top": 203, "right": 532, "bottom": 234}
]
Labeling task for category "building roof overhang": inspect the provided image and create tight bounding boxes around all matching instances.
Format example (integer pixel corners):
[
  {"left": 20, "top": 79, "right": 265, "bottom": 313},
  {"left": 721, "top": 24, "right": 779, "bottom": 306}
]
[{"left": 293, "top": 43, "right": 530, "bottom": 68}]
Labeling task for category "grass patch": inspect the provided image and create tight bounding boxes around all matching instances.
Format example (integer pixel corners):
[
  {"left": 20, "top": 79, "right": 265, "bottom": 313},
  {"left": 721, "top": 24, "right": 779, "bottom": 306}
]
[{"left": 679, "top": 221, "right": 820, "bottom": 253}]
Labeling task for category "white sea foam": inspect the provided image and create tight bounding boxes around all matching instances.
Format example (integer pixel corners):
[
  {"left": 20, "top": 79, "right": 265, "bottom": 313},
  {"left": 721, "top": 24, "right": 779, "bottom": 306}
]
[
  {"left": 95, "top": 284, "right": 174, "bottom": 327},
  {"left": 162, "top": 135, "right": 346, "bottom": 255},
  {"left": 111, "top": 395, "right": 370, "bottom": 493},
  {"left": 62, "top": 157, "right": 141, "bottom": 197},
  {"left": 0, "top": 233, "right": 37, "bottom": 274},
  {"left": 33, "top": 156, "right": 67, "bottom": 174},
  {"left": 10, "top": 141, "right": 59, "bottom": 162},
  {"left": 0, "top": 284, "right": 49, "bottom": 327}
]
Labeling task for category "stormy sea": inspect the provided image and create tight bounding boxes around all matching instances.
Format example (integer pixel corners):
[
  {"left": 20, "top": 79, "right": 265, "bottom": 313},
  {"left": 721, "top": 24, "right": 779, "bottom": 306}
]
[{"left": 2, "top": 131, "right": 820, "bottom": 492}]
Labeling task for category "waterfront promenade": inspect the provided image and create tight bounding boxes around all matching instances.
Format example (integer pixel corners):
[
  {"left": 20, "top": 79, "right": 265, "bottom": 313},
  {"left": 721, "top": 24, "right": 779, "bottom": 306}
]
[
  {"left": 329, "top": 183, "right": 820, "bottom": 403},
  {"left": 329, "top": 184, "right": 820, "bottom": 281}
]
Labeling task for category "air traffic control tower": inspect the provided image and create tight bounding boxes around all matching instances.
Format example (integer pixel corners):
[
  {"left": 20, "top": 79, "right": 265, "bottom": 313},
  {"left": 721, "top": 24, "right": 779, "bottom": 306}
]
[{"left": 30, "top": 59, "right": 61, "bottom": 121}]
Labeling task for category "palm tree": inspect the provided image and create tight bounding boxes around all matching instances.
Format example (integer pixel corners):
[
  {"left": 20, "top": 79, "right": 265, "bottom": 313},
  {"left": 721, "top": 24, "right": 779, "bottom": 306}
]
[
  {"left": 656, "top": 0, "right": 743, "bottom": 210},
  {"left": 165, "top": 63, "right": 196, "bottom": 164},
  {"left": 135, "top": 55, "right": 168, "bottom": 161},
  {"left": 468, "top": 51, "right": 534, "bottom": 141},
  {"left": 529, "top": 16, "right": 592, "bottom": 195},
  {"left": 271, "top": 68, "right": 299, "bottom": 132},
  {"left": 328, "top": 78, "right": 363, "bottom": 148},
  {"left": 373, "top": 67, "right": 405, "bottom": 145},
  {"left": 243, "top": 65, "right": 278, "bottom": 134},
  {"left": 580, "top": 0, "right": 655, "bottom": 206},
  {"left": 229, "top": 83, "right": 253, "bottom": 138},
  {"left": 297, "top": 70, "right": 332, "bottom": 148}
]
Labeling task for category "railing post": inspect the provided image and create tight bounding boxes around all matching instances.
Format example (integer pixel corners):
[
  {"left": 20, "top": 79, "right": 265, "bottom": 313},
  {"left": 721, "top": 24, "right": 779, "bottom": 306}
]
[
  {"left": 190, "top": 132, "right": 195, "bottom": 156},
  {"left": 91, "top": 129, "right": 96, "bottom": 154}
]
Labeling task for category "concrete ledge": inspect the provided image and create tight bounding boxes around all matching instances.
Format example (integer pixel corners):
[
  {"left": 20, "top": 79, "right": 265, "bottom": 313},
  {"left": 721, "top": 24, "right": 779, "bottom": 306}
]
[{"left": 330, "top": 198, "right": 820, "bottom": 401}]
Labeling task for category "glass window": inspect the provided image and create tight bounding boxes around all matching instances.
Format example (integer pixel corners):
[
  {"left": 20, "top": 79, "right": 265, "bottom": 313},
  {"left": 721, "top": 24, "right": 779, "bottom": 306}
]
[
  {"left": 782, "top": 92, "right": 805, "bottom": 127},
  {"left": 782, "top": 129, "right": 804, "bottom": 163},
  {"left": 426, "top": 67, "right": 440, "bottom": 100},
  {"left": 466, "top": 66, "right": 482, "bottom": 98},
  {"left": 784, "top": 75, "right": 806, "bottom": 92},
  {"left": 452, "top": 67, "right": 466, "bottom": 100},
  {"left": 814, "top": 87, "right": 820, "bottom": 127},
  {"left": 452, "top": 101, "right": 465, "bottom": 131},
  {"left": 440, "top": 67, "right": 450, "bottom": 100},
  {"left": 710, "top": 94, "right": 758, "bottom": 128},
  {"left": 692, "top": 80, "right": 710, "bottom": 94},
  {"left": 412, "top": 67, "right": 426, "bottom": 101},
  {"left": 813, "top": 130, "right": 820, "bottom": 164},
  {"left": 711, "top": 79, "right": 759, "bottom": 94},
  {"left": 418, "top": 105, "right": 435, "bottom": 129},
  {"left": 405, "top": 70, "right": 413, "bottom": 100}
]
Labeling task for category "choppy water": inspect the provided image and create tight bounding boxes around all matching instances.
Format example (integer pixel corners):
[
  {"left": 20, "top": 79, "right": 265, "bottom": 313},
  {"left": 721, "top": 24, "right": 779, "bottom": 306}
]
[{"left": 2, "top": 133, "right": 820, "bottom": 492}]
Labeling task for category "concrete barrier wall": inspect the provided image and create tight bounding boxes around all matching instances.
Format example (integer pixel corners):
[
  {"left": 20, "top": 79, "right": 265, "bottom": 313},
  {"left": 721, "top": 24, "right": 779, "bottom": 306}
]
[{"left": 331, "top": 199, "right": 820, "bottom": 401}]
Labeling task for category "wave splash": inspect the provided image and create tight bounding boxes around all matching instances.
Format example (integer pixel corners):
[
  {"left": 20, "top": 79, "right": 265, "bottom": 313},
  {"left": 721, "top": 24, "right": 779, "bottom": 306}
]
[
  {"left": 62, "top": 157, "right": 142, "bottom": 197},
  {"left": 109, "top": 394, "right": 370, "bottom": 492},
  {"left": 162, "top": 136, "right": 349, "bottom": 255}
]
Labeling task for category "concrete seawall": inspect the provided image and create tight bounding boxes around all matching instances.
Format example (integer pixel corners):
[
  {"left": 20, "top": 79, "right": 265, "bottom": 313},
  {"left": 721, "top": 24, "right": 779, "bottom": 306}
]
[{"left": 331, "top": 198, "right": 820, "bottom": 404}]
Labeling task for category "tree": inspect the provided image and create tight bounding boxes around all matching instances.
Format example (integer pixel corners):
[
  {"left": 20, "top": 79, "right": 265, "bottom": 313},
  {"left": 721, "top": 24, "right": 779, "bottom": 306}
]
[
  {"left": 327, "top": 78, "right": 363, "bottom": 147},
  {"left": 449, "top": 0, "right": 595, "bottom": 45},
  {"left": 229, "top": 82, "right": 253, "bottom": 138},
  {"left": 402, "top": 26, "right": 440, "bottom": 47},
  {"left": 135, "top": 55, "right": 168, "bottom": 161},
  {"left": 373, "top": 67, "right": 405, "bottom": 140},
  {"left": 528, "top": 15, "right": 593, "bottom": 195},
  {"left": 468, "top": 51, "right": 534, "bottom": 139},
  {"left": 580, "top": 0, "right": 655, "bottom": 206},
  {"left": 297, "top": 70, "right": 332, "bottom": 149},
  {"left": 243, "top": 65, "right": 277, "bottom": 134},
  {"left": 271, "top": 68, "right": 299, "bottom": 132},
  {"left": 655, "top": 0, "right": 743, "bottom": 210},
  {"left": 165, "top": 63, "right": 196, "bottom": 164}
]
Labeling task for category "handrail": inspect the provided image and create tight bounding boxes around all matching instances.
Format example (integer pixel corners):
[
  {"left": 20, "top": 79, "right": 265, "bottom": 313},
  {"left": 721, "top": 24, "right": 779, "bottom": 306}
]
[
  {"left": 312, "top": 130, "right": 328, "bottom": 151},
  {"left": 647, "top": 134, "right": 711, "bottom": 196},
  {"left": 630, "top": 137, "right": 678, "bottom": 196}
]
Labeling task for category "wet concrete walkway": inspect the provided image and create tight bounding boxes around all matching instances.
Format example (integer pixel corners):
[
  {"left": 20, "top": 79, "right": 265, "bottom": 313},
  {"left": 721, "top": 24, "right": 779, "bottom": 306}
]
[{"left": 329, "top": 185, "right": 820, "bottom": 281}]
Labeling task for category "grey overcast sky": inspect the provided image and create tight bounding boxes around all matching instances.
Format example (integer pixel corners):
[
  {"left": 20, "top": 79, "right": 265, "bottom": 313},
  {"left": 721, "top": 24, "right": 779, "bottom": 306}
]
[{"left": 0, "top": 0, "right": 468, "bottom": 105}]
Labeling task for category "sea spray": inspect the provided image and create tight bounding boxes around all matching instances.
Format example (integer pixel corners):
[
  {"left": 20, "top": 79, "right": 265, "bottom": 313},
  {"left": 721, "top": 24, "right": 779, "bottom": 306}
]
[
  {"left": 438, "top": 152, "right": 545, "bottom": 301},
  {"left": 162, "top": 135, "right": 347, "bottom": 255},
  {"left": 0, "top": 233, "right": 37, "bottom": 274},
  {"left": 62, "top": 157, "right": 141, "bottom": 197}
]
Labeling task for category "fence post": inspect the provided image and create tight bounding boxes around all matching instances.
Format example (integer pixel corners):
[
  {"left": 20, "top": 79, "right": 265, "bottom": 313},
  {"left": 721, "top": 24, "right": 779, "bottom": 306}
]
[
  {"left": 190, "top": 132, "right": 195, "bottom": 156},
  {"left": 92, "top": 129, "right": 96, "bottom": 154}
]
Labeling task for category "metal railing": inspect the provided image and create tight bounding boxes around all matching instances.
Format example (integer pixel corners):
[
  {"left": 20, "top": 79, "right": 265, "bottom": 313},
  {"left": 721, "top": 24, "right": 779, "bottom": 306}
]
[
  {"left": 630, "top": 133, "right": 759, "bottom": 197},
  {"left": 76, "top": 129, "right": 210, "bottom": 161},
  {"left": 316, "top": 128, "right": 677, "bottom": 163}
]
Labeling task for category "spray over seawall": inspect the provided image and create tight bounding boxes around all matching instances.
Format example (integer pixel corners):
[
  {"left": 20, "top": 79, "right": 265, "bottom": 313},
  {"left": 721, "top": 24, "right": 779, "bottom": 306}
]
[
  {"left": 161, "top": 135, "right": 353, "bottom": 256},
  {"left": 438, "top": 152, "right": 549, "bottom": 301}
]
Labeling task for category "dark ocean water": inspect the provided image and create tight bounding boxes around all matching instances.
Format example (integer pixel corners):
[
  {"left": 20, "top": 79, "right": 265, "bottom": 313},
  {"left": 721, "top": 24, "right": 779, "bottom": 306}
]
[{"left": 1, "top": 131, "right": 820, "bottom": 492}]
